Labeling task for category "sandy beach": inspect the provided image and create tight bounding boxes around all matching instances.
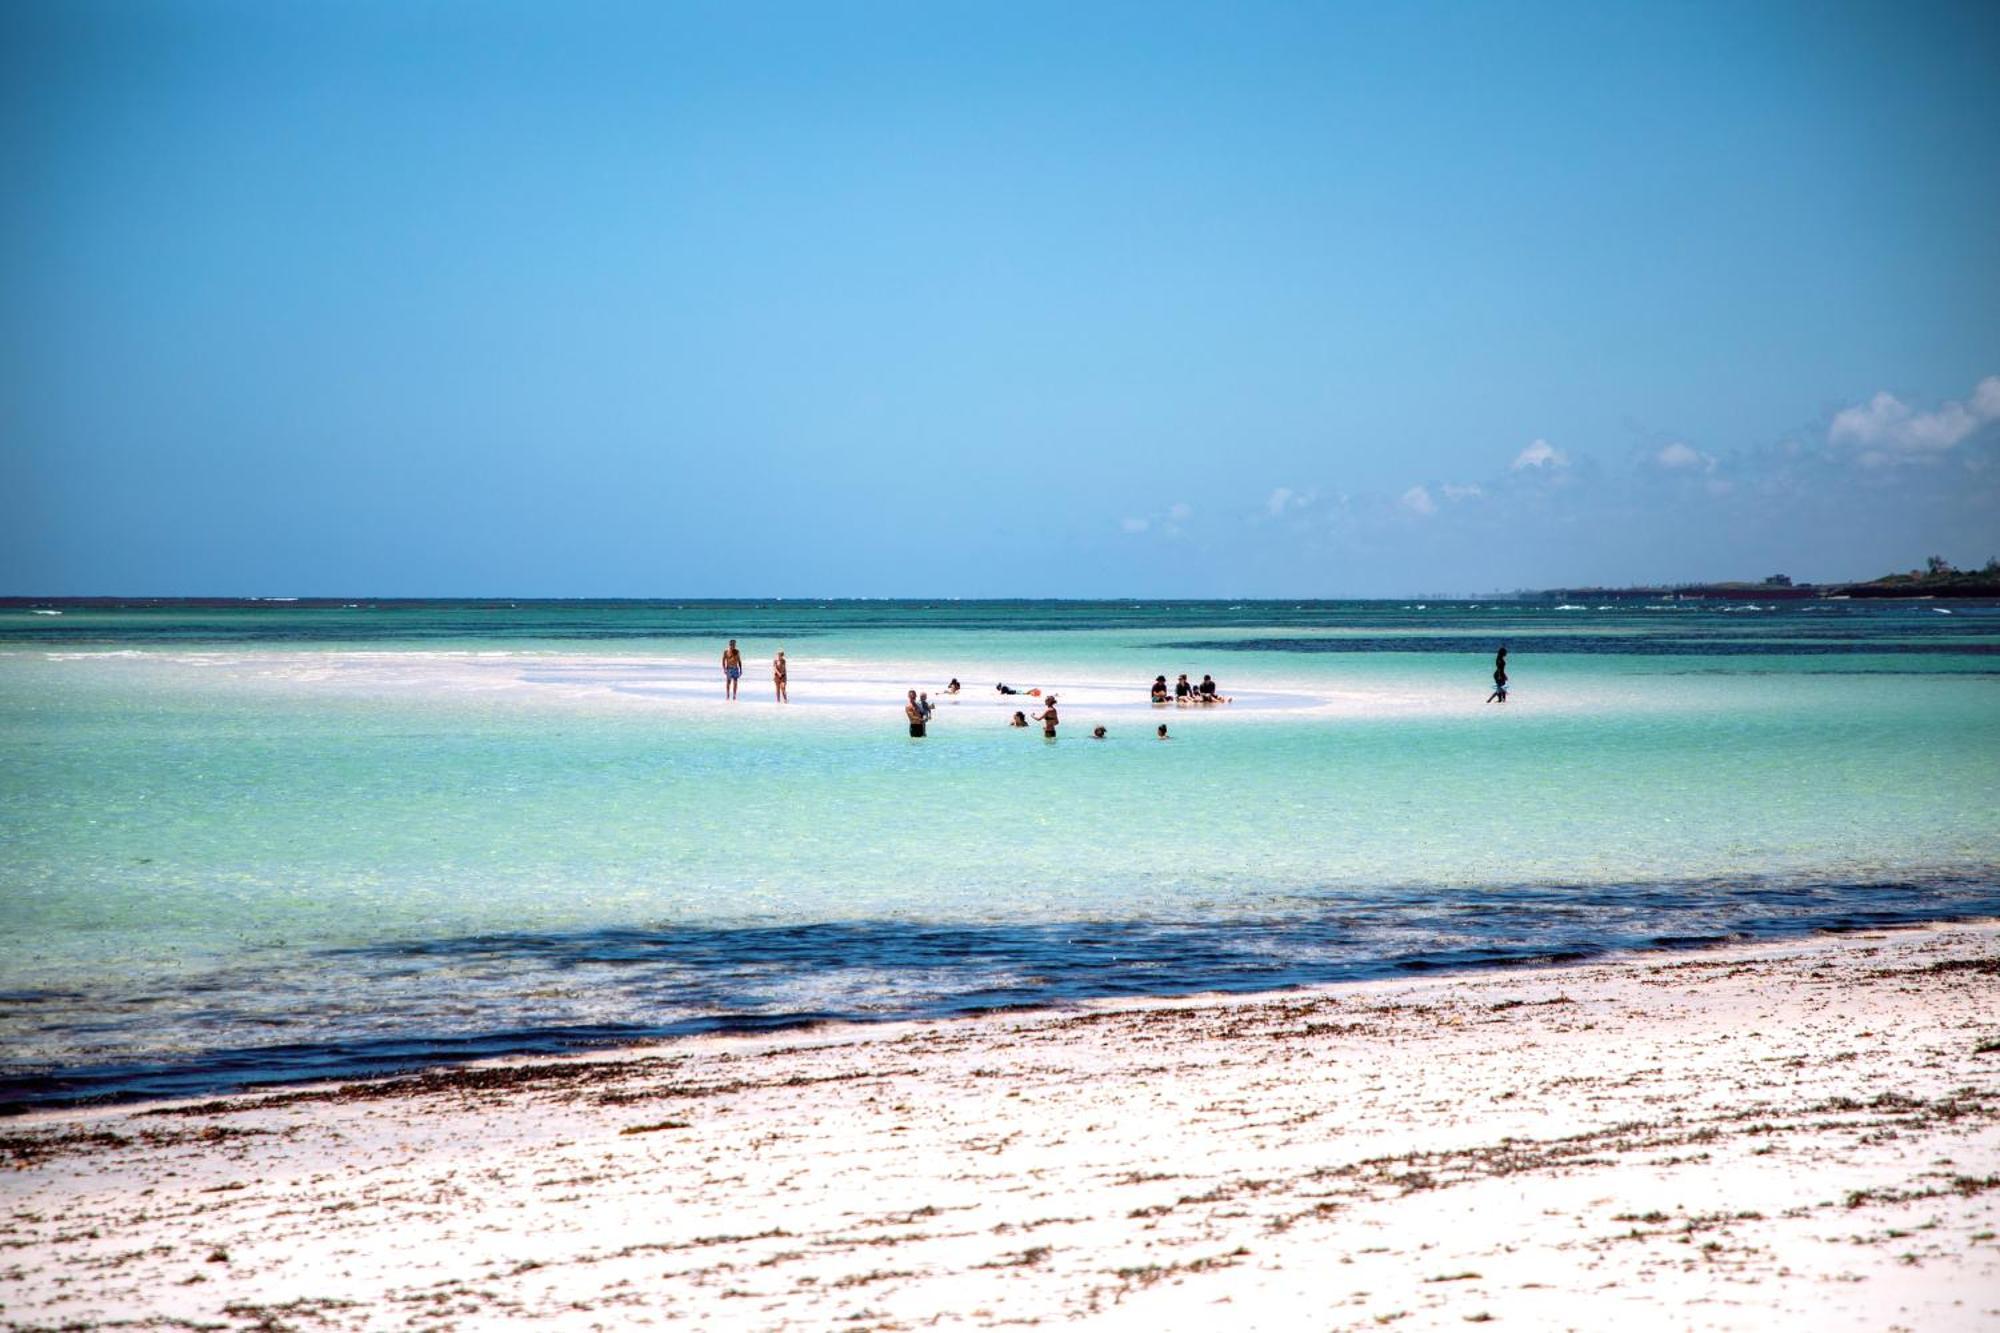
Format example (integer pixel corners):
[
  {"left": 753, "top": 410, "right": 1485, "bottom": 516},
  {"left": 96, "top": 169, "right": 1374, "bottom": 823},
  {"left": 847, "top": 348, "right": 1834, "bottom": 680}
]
[{"left": 5, "top": 923, "right": 1995, "bottom": 1330}]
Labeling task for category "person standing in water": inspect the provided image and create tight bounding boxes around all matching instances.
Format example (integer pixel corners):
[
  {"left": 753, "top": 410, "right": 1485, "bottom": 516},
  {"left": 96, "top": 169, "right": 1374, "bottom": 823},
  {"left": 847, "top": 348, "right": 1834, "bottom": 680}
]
[
  {"left": 905, "top": 690, "right": 927, "bottom": 738},
  {"left": 722, "top": 639, "right": 744, "bottom": 700},
  {"left": 772, "top": 649, "right": 788, "bottom": 703},
  {"left": 1034, "top": 696, "right": 1059, "bottom": 738},
  {"left": 1486, "top": 644, "right": 1509, "bottom": 703}
]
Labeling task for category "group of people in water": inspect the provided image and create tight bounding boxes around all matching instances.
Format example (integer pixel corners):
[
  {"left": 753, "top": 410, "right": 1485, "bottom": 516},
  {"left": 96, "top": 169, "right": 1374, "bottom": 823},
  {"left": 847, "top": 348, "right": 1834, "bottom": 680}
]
[
  {"left": 909, "top": 686, "right": 1167, "bottom": 741},
  {"left": 725, "top": 639, "right": 1515, "bottom": 731}
]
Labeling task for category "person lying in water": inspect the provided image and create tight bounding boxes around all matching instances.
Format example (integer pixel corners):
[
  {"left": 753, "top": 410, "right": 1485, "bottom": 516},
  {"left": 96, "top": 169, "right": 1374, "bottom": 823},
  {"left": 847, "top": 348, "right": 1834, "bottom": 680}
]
[
  {"left": 995, "top": 682, "right": 1041, "bottom": 696},
  {"left": 945, "top": 678, "right": 961, "bottom": 694},
  {"left": 1091, "top": 726, "right": 1107, "bottom": 739}
]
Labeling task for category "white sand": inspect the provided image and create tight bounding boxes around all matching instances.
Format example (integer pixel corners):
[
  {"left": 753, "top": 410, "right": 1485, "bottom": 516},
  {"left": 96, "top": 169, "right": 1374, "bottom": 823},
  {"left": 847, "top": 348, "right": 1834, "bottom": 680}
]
[
  {"left": 35, "top": 645, "right": 1691, "bottom": 725},
  {"left": 5, "top": 924, "right": 1996, "bottom": 1330}
]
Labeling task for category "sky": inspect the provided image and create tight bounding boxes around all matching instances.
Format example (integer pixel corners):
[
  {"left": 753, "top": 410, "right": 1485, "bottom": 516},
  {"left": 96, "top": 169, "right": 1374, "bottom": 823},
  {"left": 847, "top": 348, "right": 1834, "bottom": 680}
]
[{"left": 4, "top": 0, "right": 1997, "bottom": 597}]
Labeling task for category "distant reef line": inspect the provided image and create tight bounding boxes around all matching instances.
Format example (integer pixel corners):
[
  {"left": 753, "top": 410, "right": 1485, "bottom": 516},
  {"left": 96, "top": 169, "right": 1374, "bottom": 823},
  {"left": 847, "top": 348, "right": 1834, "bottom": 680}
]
[{"left": 1533, "top": 565, "right": 2000, "bottom": 602}]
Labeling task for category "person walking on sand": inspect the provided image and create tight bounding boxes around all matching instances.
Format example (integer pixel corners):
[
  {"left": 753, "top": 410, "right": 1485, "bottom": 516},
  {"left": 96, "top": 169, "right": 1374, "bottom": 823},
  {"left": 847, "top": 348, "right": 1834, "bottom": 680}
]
[
  {"left": 1486, "top": 644, "right": 1509, "bottom": 704},
  {"left": 906, "top": 690, "right": 927, "bottom": 738},
  {"left": 722, "top": 640, "right": 744, "bottom": 700},
  {"left": 772, "top": 650, "right": 788, "bottom": 703}
]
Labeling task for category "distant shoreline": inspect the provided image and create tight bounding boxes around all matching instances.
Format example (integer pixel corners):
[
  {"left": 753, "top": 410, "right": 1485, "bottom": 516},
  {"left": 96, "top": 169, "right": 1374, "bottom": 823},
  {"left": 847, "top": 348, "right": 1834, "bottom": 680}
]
[
  {"left": 1528, "top": 580, "right": 2000, "bottom": 600},
  {"left": 1532, "top": 577, "right": 2000, "bottom": 601}
]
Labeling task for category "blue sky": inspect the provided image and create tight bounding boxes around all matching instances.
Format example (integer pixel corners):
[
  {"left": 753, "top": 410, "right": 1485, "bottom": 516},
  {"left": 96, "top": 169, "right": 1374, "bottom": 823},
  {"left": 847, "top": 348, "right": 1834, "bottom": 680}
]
[{"left": 4, "top": 0, "right": 1996, "bottom": 596}]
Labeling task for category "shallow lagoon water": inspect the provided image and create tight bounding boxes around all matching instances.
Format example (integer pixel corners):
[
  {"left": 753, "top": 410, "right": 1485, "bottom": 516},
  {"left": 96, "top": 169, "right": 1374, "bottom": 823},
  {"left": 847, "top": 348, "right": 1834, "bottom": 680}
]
[{"left": 2, "top": 599, "right": 1996, "bottom": 1109}]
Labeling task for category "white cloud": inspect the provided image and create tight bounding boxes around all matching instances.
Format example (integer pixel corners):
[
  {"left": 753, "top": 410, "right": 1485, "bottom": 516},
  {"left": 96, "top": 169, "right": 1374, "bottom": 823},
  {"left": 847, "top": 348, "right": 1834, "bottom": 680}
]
[
  {"left": 1655, "top": 441, "right": 1713, "bottom": 471},
  {"left": 1120, "top": 501, "right": 1193, "bottom": 536},
  {"left": 1976, "top": 376, "right": 2000, "bottom": 418},
  {"left": 1829, "top": 375, "right": 2000, "bottom": 465},
  {"left": 1441, "top": 483, "right": 1483, "bottom": 501},
  {"left": 1264, "top": 486, "right": 1317, "bottom": 517},
  {"left": 1399, "top": 484, "right": 1436, "bottom": 516},
  {"left": 1511, "top": 439, "right": 1567, "bottom": 470}
]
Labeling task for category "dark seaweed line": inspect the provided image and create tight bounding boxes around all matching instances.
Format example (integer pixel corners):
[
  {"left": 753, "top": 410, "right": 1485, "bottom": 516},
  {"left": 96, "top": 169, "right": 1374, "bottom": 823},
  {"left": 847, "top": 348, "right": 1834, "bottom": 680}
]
[{"left": 4, "top": 890, "right": 1994, "bottom": 1118}]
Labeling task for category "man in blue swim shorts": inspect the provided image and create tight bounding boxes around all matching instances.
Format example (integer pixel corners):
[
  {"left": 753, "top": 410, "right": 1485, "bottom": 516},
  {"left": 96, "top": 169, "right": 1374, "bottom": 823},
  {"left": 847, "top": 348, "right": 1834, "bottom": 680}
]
[{"left": 722, "top": 639, "right": 743, "bottom": 700}]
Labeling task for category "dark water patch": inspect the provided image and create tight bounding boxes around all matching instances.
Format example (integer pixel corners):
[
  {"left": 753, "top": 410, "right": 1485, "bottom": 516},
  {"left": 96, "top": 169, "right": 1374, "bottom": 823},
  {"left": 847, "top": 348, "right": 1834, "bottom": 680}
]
[
  {"left": 3, "top": 871, "right": 1994, "bottom": 1114},
  {"left": 7, "top": 597, "right": 1997, "bottom": 650},
  {"left": 1164, "top": 636, "right": 2000, "bottom": 657}
]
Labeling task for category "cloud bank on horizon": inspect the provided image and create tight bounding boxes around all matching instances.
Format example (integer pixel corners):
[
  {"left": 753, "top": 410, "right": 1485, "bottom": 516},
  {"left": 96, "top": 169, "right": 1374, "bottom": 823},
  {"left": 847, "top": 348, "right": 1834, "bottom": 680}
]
[
  {"left": 3, "top": 1, "right": 1996, "bottom": 597},
  {"left": 1181, "top": 375, "right": 2000, "bottom": 592}
]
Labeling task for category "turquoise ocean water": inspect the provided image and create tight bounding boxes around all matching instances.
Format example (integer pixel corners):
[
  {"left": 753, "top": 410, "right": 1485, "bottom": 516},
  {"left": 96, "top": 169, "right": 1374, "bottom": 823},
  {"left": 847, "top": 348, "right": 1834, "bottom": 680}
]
[{"left": 2, "top": 599, "right": 1996, "bottom": 1110}]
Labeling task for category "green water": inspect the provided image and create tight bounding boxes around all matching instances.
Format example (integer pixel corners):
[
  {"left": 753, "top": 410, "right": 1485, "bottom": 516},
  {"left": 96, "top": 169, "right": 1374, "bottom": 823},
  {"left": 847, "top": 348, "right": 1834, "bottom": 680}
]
[{"left": 1, "top": 599, "right": 1995, "bottom": 1106}]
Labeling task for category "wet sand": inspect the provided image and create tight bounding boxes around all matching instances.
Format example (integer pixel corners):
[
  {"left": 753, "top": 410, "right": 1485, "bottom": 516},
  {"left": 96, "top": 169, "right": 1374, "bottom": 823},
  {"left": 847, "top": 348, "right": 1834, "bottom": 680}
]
[{"left": 5, "top": 923, "right": 1997, "bottom": 1330}]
